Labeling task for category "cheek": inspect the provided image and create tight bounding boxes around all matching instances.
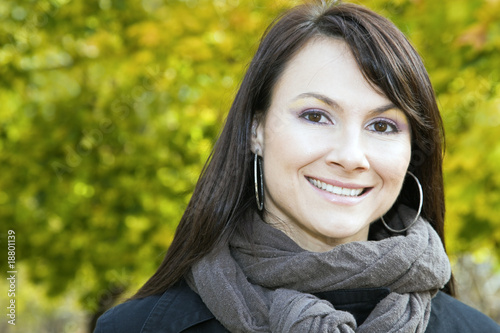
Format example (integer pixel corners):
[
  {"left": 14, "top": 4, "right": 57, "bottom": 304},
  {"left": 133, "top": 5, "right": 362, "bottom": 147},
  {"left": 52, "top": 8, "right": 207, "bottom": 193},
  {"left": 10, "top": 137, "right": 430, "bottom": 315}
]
[
  {"left": 263, "top": 131, "right": 326, "bottom": 176},
  {"left": 379, "top": 151, "right": 413, "bottom": 211},
  {"left": 369, "top": 142, "right": 412, "bottom": 183},
  {"left": 263, "top": 118, "right": 307, "bottom": 158}
]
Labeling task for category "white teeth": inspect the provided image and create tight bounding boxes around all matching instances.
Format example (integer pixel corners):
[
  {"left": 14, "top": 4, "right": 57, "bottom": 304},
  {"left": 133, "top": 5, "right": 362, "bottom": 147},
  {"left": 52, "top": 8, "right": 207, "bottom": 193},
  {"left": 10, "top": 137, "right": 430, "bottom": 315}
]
[{"left": 308, "top": 178, "right": 363, "bottom": 197}]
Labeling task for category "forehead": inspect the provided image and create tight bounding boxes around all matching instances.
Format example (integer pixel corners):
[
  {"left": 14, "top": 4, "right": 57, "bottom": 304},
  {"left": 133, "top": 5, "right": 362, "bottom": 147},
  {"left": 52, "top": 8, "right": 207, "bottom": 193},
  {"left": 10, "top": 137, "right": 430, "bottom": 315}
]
[{"left": 269, "top": 37, "right": 391, "bottom": 112}]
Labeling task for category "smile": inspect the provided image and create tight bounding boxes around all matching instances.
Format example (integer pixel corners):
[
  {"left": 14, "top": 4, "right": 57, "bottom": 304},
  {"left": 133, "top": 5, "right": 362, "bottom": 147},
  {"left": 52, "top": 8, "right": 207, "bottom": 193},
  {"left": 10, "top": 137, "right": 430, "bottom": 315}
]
[{"left": 307, "top": 177, "right": 366, "bottom": 197}]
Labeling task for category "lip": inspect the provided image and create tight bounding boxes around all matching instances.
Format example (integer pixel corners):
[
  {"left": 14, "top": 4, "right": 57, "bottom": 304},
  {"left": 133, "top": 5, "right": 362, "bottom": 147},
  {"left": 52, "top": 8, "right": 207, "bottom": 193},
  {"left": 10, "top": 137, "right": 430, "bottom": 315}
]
[
  {"left": 305, "top": 176, "right": 373, "bottom": 205},
  {"left": 306, "top": 176, "right": 367, "bottom": 189}
]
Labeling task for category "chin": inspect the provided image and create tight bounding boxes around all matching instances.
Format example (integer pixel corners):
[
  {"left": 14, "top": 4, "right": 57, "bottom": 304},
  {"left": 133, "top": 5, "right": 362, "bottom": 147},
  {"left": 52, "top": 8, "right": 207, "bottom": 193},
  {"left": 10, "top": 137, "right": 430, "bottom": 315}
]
[{"left": 316, "top": 227, "right": 368, "bottom": 244}]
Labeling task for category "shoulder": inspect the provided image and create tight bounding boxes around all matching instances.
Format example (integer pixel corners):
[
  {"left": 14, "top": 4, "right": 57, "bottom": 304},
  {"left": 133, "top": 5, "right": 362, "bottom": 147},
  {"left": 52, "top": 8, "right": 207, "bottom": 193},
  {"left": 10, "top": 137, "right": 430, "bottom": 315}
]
[
  {"left": 93, "top": 292, "right": 162, "bottom": 333},
  {"left": 94, "top": 280, "right": 227, "bottom": 333},
  {"left": 426, "top": 291, "right": 500, "bottom": 332}
]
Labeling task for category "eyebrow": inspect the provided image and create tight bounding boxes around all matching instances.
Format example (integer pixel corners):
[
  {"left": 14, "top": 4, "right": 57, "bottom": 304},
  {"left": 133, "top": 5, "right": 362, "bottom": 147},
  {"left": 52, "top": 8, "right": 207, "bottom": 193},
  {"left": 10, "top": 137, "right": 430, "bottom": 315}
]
[{"left": 293, "top": 92, "right": 399, "bottom": 114}]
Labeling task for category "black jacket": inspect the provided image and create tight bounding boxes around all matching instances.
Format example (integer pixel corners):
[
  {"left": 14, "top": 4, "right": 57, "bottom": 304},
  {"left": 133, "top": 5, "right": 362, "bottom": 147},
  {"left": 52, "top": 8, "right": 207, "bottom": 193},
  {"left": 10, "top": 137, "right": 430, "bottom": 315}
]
[{"left": 95, "top": 280, "right": 500, "bottom": 333}]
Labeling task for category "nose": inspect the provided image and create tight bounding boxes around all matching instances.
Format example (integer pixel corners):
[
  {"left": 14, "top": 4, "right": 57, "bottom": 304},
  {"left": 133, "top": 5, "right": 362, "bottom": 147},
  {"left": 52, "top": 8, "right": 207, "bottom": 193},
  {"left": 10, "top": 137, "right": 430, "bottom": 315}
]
[{"left": 325, "top": 130, "right": 370, "bottom": 172}]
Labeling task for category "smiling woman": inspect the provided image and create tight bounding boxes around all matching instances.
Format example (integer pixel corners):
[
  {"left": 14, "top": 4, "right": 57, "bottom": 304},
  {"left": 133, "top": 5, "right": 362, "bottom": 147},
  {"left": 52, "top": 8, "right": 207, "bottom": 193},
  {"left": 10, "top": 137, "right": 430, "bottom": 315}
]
[
  {"left": 95, "top": 1, "right": 500, "bottom": 332},
  {"left": 251, "top": 37, "right": 412, "bottom": 251}
]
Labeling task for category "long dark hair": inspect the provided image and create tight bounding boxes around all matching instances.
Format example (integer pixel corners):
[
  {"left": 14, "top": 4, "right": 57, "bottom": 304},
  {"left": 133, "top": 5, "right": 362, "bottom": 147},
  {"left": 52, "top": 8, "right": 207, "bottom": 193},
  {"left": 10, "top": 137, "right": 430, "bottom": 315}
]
[{"left": 133, "top": 0, "right": 454, "bottom": 299}]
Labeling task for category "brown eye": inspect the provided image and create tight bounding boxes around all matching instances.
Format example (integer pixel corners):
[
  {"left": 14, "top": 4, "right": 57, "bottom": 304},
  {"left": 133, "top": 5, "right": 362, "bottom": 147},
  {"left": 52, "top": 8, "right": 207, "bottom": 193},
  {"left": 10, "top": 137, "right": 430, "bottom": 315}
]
[
  {"left": 300, "top": 110, "right": 330, "bottom": 124},
  {"left": 308, "top": 113, "right": 322, "bottom": 122},
  {"left": 374, "top": 122, "right": 388, "bottom": 132}
]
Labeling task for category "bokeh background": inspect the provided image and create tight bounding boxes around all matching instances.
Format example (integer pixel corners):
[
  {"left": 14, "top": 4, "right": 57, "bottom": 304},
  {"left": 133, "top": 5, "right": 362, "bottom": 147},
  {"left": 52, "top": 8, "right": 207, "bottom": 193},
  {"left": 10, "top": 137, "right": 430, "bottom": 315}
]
[{"left": 1, "top": 0, "right": 499, "bottom": 332}]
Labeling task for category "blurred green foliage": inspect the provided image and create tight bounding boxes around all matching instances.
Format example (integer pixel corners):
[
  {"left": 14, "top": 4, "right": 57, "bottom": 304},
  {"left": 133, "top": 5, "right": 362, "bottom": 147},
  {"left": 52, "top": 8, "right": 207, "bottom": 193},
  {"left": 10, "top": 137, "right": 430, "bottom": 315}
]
[{"left": 1, "top": 0, "right": 499, "bottom": 328}]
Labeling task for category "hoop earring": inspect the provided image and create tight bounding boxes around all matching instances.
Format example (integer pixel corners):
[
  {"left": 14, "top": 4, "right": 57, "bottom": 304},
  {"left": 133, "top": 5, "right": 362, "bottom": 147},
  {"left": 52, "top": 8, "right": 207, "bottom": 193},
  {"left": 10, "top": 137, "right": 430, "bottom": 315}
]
[
  {"left": 381, "top": 171, "right": 423, "bottom": 233},
  {"left": 254, "top": 153, "right": 264, "bottom": 211}
]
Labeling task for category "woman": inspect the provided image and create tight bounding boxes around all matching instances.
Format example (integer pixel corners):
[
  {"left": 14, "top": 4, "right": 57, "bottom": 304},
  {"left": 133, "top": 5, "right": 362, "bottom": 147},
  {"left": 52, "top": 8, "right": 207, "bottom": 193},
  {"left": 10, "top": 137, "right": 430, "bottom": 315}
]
[{"left": 95, "top": 1, "right": 500, "bottom": 332}]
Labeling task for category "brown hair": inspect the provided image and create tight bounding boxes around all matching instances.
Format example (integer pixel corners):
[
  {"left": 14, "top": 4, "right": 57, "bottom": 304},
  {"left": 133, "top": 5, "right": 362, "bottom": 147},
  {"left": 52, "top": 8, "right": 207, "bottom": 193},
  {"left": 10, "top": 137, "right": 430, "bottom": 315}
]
[{"left": 133, "top": 0, "right": 454, "bottom": 299}]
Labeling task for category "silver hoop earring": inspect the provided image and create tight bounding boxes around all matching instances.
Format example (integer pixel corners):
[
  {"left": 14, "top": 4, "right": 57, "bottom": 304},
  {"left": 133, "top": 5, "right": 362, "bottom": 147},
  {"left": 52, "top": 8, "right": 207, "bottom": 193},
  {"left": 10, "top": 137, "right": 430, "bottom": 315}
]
[
  {"left": 254, "top": 153, "right": 264, "bottom": 211},
  {"left": 381, "top": 171, "right": 423, "bottom": 233}
]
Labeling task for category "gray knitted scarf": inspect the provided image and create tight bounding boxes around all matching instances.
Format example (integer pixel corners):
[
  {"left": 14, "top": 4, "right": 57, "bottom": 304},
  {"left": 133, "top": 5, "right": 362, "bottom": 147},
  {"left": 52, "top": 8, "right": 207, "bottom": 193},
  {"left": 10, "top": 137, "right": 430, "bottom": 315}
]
[{"left": 187, "top": 205, "right": 451, "bottom": 333}]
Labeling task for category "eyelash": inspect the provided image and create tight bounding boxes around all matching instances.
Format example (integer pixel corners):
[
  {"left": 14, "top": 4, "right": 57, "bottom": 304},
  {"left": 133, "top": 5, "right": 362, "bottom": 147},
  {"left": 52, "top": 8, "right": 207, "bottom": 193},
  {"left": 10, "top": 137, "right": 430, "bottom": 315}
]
[{"left": 299, "top": 110, "right": 400, "bottom": 134}]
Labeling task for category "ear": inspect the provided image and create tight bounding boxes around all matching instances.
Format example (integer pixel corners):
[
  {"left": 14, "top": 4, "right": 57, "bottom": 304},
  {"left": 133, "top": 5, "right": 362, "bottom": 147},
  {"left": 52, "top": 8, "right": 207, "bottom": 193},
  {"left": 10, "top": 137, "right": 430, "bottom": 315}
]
[{"left": 250, "top": 116, "right": 265, "bottom": 155}]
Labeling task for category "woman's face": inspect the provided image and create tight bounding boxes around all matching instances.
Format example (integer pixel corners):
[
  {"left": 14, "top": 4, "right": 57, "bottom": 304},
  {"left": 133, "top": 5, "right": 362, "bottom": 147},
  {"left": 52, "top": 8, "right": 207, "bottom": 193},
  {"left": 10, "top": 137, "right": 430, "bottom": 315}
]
[{"left": 252, "top": 37, "right": 412, "bottom": 252}]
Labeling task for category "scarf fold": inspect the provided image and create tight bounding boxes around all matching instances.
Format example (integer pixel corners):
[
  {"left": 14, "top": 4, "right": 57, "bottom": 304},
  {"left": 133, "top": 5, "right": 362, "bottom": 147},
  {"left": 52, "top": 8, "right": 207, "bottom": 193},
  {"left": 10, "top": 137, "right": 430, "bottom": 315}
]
[{"left": 187, "top": 205, "right": 451, "bottom": 333}]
